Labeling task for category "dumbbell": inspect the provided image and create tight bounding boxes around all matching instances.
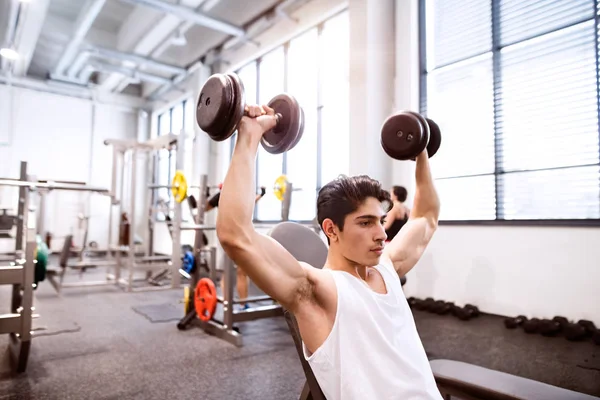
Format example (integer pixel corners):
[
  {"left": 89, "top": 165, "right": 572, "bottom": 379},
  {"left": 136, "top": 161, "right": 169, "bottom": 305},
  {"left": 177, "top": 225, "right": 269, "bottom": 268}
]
[
  {"left": 431, "top": 301, "right": 454, "bottom": 315},
  {"left": 196, "top": 72, "right": 305, "bottom": 154},
  {"left": 453, "top": 304, "right": 480, "bottom": 321},
  {"left": 504, "top": 315, "right": 527, "bottom": 329},
  {"left": 564, "top": 319, "right": 597, "bottom": 342},
  {"left": 380, "top": 111, "right": 442, "bottom": 160},
  {"left": 421, "top": 297, "right": 436, "bottom": 312}
]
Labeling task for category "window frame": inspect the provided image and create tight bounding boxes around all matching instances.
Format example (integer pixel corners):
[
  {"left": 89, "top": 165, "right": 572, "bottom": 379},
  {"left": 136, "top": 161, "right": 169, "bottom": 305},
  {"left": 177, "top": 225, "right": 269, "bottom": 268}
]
[
  {"left": 227, "top": 9, "right": 349, "bottom": 224},
  {"left": 419, "top": 0, "right": 600, "bottom": 227}
]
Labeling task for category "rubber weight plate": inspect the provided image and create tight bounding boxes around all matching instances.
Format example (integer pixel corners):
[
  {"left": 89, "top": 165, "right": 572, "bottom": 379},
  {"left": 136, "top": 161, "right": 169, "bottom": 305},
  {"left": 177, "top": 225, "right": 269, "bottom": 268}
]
[
  {"left": 287, "top": 107, "right": 305, "bottom": 152},
  {"left": 261, "top": 94, "right": 302, "bottom": 154},
  {"left": 381, "top": 112, "right": 427, "bottom": 160},
  {"left": 196, "top": 74, "right": 239, "bottom": 141},
  {"left": 425, "top": 118, "right": 441, "bottom": 158},
  {"left": 226, "top": 72, "right": 246, "bottom": 137}
]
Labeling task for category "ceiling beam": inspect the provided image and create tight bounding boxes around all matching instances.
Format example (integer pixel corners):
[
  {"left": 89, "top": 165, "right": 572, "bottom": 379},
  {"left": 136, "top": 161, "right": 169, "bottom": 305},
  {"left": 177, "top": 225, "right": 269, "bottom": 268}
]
[
  {"left": 120, "top": 0, "right": 244, "bottom": 37},
  {"left": 52, "top": 0, "right": 106, "bottom": 76},
  {"left": 98, "top": 0, "right": 206, "bottom": 92},
  {"left": 11, "top": 0, "right": 52, "bottom": 76}
]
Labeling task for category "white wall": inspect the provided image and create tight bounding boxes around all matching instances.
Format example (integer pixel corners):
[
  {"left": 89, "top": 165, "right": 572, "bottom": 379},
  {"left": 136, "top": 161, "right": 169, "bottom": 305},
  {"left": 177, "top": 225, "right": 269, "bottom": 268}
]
[
  {"left": 394, "top": 0, "right": 600, "bottom": 325},
  {"left": 0, "top": 84, "right": 140, "bottom": 253}
]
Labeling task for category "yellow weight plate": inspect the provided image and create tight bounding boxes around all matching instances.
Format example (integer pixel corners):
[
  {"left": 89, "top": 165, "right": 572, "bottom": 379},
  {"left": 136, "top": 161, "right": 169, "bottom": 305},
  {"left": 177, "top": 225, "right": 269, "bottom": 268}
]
[
  {"left": 274, "top": 175, "right": 288, "bottom": 202},
  {"left": 171, "top": 170, "right": 188, "bottom": 203}
]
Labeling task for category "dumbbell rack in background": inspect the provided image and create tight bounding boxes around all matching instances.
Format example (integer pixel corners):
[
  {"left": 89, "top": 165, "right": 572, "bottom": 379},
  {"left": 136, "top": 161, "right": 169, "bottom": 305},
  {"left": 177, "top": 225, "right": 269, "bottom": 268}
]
[{"left": 0, "top": 161, "right": 38, "bottom": 373}]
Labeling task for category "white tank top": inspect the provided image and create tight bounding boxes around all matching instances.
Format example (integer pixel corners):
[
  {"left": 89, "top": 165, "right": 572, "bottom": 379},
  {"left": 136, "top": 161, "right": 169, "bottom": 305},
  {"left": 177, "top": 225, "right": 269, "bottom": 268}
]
[{"left": 302, "top": 259, "right": 443, "bottom": 400}]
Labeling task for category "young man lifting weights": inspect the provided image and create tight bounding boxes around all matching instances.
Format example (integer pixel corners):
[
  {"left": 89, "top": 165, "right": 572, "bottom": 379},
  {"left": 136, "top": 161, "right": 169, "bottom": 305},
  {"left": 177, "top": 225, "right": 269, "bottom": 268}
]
[{"left": 216, "top": 104, "right": 442, "bottom": 400}]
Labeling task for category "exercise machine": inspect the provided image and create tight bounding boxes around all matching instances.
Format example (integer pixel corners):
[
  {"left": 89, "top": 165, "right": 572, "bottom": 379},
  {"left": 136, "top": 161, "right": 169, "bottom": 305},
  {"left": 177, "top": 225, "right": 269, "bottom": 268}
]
[{"left": 104, "top": 133, "right": 189, "bottom": 292}]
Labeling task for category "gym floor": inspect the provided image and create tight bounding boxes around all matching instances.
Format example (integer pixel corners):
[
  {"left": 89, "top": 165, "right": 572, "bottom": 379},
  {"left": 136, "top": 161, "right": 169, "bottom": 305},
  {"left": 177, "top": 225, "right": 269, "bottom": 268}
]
[{"left": 1, "top": 276, "right": 599, "bottom": 399}]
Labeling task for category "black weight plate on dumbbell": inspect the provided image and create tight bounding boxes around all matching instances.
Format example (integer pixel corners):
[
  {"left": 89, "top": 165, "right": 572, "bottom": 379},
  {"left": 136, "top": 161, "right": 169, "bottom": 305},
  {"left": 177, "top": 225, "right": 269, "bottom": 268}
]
[
  {"left": 287, "top": 106, "right": 305, "bottom": 152},
  {"left": 261, "top": 94, "right": 301, "bottom": 154},
  {"left": 565, "top": 323, "right": 588, "bottom": 341},
  {"left": 504, "top": 317, "right": 519, "bottom": 329},
  {"left": 553, "top": 316, "right": 569, "bottom": 328},
  {"left": 539, "top": 319, "right": 561, "bottom": 337},
  {"left": 523, "top": 318, "right": 541, "bottom": 334},
  {"left": 592, "top": 330, "right": 600, "bottom": 346},
  {"left": 577, "top": 319, "right": 597, "bottom": 334},
  {"left": 425, "top": 118, "right": 441, "bottom": 158},
  {"left": 226, "top": 72, "right": 246, "bottom": 137},
  {"left": 406, "top": 111, "right": 430, "bottom": 154},
  {"left": 381, "top": 112, "right": 427, "bottom": 160},
  {"left": 196, "top": 74, "right": 236, "bottom": 141},
  {"left": 464, "top": 304, "right": 480, "bottom": 317}
]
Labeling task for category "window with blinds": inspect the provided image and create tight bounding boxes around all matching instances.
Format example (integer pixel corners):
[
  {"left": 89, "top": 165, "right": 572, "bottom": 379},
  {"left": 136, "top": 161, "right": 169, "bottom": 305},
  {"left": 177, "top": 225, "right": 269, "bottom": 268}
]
[{"left": 420, "top": 0, "right": 600, "bottom": 224}]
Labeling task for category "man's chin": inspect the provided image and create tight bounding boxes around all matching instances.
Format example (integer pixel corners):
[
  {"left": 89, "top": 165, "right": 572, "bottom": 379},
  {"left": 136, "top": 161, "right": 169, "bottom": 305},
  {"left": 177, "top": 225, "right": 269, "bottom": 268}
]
[{"left": 364, "top": 253, "right": 381, "bottom": 267}]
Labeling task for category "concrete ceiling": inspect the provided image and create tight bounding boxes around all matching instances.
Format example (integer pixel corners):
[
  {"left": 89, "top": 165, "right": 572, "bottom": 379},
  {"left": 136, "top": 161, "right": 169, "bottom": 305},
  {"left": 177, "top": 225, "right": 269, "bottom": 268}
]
[{"left": 0, "top": 0, "right": 301, "bottom": 102}]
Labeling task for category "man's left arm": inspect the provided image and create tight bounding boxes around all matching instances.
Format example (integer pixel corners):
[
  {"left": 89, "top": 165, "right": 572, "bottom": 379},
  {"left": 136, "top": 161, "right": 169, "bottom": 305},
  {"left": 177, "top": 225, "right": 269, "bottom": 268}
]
[{"left": 382, "top": 151, "right": 440, "bottom": 277}]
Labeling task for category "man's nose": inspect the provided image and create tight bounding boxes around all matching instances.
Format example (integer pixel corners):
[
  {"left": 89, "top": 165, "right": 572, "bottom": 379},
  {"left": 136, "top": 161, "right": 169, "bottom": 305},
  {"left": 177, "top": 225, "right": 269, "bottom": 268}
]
[{"left": 375, "top": 224, "right": 387, "bottom": 242}]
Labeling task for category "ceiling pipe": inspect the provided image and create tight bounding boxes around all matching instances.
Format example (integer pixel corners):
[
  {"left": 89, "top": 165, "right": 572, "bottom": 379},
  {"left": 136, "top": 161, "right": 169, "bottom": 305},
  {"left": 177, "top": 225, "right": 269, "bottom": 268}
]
[
  {"left": 66, "top": 45, "right": 186, "bottom": 81},
  {"left": 0, "top": 74, "right": 146, "bottom": 112},
  {"left": 120, "top": 0, "right": 245, "bottom": 37},
  {"left": 52, "top": 0, "right": 106, "bottom": 76},
  {"left": 146, "top": 0, "right": 303, "bottom": 102},
  {"left": 149, "top": 0, "right": 222, "bottom": 59},
  {"left": 87, "top": 61, "right": 172, "bottom": 85},
  {"left": 203, "top": 0, "right": 301, "bottom": 65}
]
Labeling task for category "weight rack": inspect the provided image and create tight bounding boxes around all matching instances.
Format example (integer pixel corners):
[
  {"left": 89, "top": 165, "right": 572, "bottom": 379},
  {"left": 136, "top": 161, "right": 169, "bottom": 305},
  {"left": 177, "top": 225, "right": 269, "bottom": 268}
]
[{"left": 0, "top": 162, "right": 38, "bottom": 373}]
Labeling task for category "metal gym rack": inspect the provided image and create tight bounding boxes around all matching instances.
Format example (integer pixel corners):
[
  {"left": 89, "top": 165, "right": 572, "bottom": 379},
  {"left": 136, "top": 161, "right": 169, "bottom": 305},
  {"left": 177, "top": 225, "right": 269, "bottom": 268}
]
[
  {"left": 177, "top": 180, "right": 321, "bottom": 346},
  {"left": 0, "top": 162, "right": 43, "bottom": 373}
]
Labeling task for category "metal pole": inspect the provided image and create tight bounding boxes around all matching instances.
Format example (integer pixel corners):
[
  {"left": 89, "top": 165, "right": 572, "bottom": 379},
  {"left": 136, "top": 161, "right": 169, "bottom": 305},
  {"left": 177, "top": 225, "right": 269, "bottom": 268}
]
[
  {"left": 128, "top": 149, "right": 137, "bottom": 291},
  {"left": 12, "top": 162, "right": 27, "bottom": 314},
  {"left": 20, "top": 192, "right": 34, "bottom": 344},
  {"left": 15, "top": 162, "right": 27, "bottom": 252},
  {"left": 197, "top": 174, "right": 208, "bottom": 225},
  {"left": 171, "top": 133, "right": 185, "bottom": 289},
  {"left": 148, "top": 152, "right": 157, "bottom": 257},
  {"left": 223, "top": 255, "right": 234, "bottom": 330},
  {"left": 36, "top": 191, "right": 46, "bottom": 237}
]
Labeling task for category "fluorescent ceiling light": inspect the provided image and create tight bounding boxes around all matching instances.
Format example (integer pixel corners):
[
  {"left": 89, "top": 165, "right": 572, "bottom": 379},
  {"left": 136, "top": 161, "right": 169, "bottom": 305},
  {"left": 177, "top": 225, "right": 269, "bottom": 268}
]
[{"left": 0, "top": 48, "right": 19, "bottom": 60}]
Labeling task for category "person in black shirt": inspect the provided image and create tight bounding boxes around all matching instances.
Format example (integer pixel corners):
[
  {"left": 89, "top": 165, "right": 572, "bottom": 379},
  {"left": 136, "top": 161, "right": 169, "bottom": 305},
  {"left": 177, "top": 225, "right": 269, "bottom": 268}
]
[
  {"left": 383, "top": 186, "right": 410, "bottom": 286},
  {"left": 383, "top": 186, "right": 410, "bottom": 241}
]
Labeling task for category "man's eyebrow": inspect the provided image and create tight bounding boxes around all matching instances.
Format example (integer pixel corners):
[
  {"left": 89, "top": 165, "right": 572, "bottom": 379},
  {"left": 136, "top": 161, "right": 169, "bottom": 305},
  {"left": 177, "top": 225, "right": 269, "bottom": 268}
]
[{"left": 355, "top": 214, "right": 387, "bottom": 220}]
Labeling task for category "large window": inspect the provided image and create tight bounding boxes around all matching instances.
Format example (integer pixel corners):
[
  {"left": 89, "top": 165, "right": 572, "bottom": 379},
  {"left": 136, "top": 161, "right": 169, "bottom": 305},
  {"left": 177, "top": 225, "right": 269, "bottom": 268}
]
[
  {"left": 155, "top": 98, "right": 195, "bottom": 219},
  {"left": 228, "top": 11, "right": 350, "bottom": 222},
  {"left": 421, "top": 0, "right": 600, "bottom": 224}
]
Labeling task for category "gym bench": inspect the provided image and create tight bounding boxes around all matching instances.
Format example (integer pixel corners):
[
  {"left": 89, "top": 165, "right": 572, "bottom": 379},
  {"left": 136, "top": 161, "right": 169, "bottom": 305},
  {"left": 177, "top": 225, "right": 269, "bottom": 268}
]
[
  {"left": 46, "top": 235, "right": 118, "bottom": 294},
  {"left": 267, "top": 222, "right": 600, "bottom": 400}
]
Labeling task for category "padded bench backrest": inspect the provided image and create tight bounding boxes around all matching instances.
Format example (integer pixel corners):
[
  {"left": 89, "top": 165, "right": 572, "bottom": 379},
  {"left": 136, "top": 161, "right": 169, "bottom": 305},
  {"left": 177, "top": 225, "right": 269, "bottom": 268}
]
[
  {"left": 267, "top": 222, "right": 328, "bottom": 400},
  {"left": 430, "top": 359, "right": 600, "bottom": 400}
]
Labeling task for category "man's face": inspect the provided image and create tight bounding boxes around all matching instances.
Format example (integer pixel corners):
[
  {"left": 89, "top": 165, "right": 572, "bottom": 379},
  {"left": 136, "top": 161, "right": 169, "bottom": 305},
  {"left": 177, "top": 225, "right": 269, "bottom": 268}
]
[{"left": 337, "top": 197, "right": 388, "bottom": 267}]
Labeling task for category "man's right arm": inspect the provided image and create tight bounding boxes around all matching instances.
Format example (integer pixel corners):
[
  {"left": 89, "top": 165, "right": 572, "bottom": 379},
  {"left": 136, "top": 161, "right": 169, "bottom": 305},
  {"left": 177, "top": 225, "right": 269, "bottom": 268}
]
[{"left": 216, "top": 106, "right": 315, "bottom": 312}]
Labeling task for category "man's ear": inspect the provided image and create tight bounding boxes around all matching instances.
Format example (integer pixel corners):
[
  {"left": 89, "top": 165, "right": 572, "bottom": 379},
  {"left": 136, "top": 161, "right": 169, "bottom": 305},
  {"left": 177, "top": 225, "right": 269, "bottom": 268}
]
[{"left": 322, "top": 218, "right": 339, "bottom": 243}]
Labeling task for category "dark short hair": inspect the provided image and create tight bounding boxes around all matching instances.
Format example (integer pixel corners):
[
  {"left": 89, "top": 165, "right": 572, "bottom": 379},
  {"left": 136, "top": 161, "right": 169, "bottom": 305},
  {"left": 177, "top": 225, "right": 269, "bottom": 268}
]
[
  {"left": 317, "top": 175, "right": 392, "bottom": 236},
  {"left": 392, "top": 186, "right": 408, "bottom": 202}
]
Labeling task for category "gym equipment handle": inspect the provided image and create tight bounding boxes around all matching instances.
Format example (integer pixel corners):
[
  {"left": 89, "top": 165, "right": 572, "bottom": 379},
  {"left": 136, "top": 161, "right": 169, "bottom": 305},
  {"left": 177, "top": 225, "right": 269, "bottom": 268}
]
[
  {"left": 242, "top": 110, "right": 283, "bottom": 127},
  {"left": 0, "top": 179, "right": 110, "bottom": 195}
]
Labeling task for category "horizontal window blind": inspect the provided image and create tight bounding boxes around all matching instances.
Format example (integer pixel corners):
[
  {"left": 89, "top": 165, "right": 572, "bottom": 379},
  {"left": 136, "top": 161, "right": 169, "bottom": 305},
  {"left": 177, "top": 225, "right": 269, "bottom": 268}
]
[
  {"left": 421, "top": 0, "right": 600, "bottom": 223},
  {"left": 427, "top": 0, "right": 491, "bottom": 69}
]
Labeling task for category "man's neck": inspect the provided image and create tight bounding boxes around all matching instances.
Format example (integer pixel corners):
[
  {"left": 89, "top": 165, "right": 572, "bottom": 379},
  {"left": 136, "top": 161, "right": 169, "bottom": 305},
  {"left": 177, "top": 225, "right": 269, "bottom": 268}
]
[{"left": 324, "top": 250, "right": 367, "bottom": 280}]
